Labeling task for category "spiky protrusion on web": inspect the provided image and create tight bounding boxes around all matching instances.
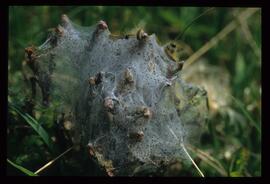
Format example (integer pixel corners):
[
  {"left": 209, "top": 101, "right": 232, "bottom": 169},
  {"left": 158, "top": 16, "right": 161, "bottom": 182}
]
[{"left": 24, "top": 15, "right": 208, "bottom": 176}]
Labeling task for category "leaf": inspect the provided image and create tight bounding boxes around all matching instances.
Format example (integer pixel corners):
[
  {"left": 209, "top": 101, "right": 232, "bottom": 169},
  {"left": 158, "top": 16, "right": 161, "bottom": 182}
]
[
  {"left": 230, "top": 171, "right": 243, "bottom": 177},
  {"left": 9, "top": 104, "right": 54, "bottom": 152},
  {"left": 7, "top": 159, "right": 38, "bottom": 176},
  {"left": 234, "top": 52, "right": 246, "bottom": 85}
]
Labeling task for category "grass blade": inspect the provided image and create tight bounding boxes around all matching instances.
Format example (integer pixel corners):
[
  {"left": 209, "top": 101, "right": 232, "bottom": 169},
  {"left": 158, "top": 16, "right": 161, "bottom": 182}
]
[
  {"left": 167, "top": 125, "right": 205, "bottom": 177},
  {"left": 9, "top": 104, "right": 54, "bottom": 152},
  {"left": 186, "top": 144, "right": 228, "bottom": 176},
  {"left": 181, "top": 143, "right": 205, "bottom": 177},
  {"left": 7, "top": 159, "right": 38, "bottom": 176},
  {"left": 230, "top": 95, "right": 261, "bottom": 135},
  {"left": 35, "top": 146, "right": 73, "bottom": 175}
]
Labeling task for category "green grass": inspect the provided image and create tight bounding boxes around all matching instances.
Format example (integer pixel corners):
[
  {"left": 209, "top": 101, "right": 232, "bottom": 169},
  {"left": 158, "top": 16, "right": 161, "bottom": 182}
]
[
  {"left": 9, "top": 104, "right": 54, "bottom": 152},
  {"left": 7, "top": 159, "right": 38, "bottom": 176}
]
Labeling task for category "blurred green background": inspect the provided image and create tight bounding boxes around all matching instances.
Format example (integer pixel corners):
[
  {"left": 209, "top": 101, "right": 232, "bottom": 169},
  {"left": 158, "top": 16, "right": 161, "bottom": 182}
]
[{"left": 8, "top": 6, "right": 261, "bottom": 176}]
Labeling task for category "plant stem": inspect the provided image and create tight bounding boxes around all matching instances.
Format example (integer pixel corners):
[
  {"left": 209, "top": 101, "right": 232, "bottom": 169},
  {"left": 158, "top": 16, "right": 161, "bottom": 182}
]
[
  {"left": 184, "top": 8, "right": 260, "bottom": 68},
  {"left": 34, "top": 146, "right": 73, "bottom": 175}
]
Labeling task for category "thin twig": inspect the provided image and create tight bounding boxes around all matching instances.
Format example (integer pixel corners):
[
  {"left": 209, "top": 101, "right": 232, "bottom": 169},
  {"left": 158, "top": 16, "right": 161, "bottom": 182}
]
[
  {"left": 239, "top": 18, "right": 261, "bottom": 59},
  {"left": 184, "top": 8, "right": 260, "bottom": 68},
  {"left": 167, "top": 126, "right": 205, "bottom": 177},
  {"left": 181, "top": 143, "right": 205, "bottom": 177},
  {"left": 186, "top": 144, "right": 225, "bottom": 172},
  {"left": 34, "top": 146, "right": 73, "bottom": 175},
  {"left": 174, "top": 7, "right": 215, "bottom": 42},
  {"left": 186, "top": 144, "right": 228, "bottom": 176}
]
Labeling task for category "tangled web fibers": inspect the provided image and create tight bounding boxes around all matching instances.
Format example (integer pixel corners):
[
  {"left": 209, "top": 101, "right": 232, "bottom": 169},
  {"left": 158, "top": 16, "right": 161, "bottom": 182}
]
[{"left": 25, "top": 15, "right": 208, "bottom": 175}]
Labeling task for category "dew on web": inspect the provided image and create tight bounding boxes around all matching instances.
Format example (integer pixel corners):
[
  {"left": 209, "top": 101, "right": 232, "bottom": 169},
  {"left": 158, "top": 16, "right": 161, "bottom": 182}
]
[{"left": 25, "top": 15, "right": 208, "bottom": 175}]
